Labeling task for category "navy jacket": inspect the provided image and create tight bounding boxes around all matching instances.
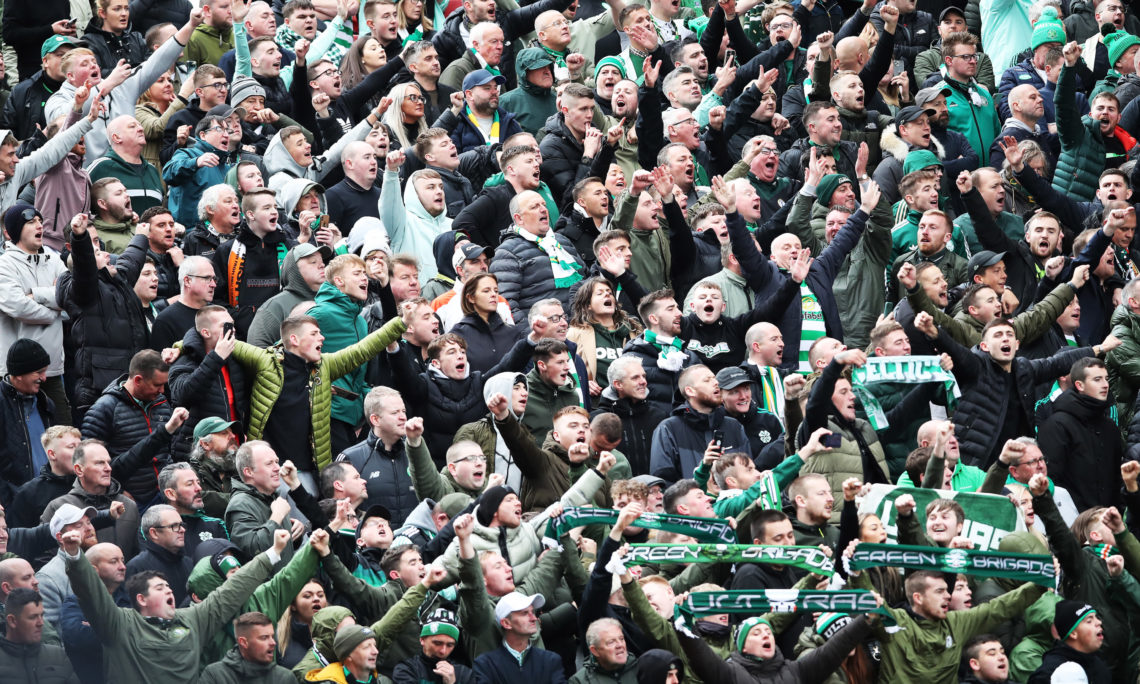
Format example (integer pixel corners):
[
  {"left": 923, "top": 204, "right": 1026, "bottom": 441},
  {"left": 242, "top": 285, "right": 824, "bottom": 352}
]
[
  {"left": 473, "top": 643, "right": 567, "bottom": 684},
  {"left": 649, "top": 403, "right": 751, "bottom": 484}
]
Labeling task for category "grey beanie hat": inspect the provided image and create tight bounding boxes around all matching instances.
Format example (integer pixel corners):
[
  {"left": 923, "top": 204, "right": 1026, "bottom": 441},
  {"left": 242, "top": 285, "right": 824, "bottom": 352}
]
[{"left": 230, "top": 75, "right": 266, "bottom": 109}]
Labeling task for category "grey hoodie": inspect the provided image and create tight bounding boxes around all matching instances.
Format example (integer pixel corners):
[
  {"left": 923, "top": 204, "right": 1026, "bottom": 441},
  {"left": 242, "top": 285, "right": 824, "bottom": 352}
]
[
  {"left": 264, "top": 116, "right": 373, "bottom": 191},
  {"left": 246, "top": 246, "right": 321, "bottom": 346},
  {"left": 483, "top": 371, "right": 528, "bottom": 491}
]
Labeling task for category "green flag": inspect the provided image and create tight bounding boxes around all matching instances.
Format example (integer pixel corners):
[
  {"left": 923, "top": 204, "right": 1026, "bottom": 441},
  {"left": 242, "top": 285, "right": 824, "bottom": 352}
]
[{"left": 858, "top": 485, "right": 1026, "bottom": 551}]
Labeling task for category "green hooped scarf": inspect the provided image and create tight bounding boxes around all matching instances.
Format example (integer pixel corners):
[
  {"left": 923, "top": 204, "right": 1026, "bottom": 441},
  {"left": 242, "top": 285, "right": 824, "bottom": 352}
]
[
  {"left": 622, "top": 544, "right": 835, "bottom": 576},
  {"left": 514, "top": 226, "right": 583, "bottom": 288},
  {"left": 846, "top": 542, "right": 1056, "bottom": 588},
  {"left": 674, "top": 589, "right": 895, "bottom": 636},
  {"left": 546, "top": 507, "right": 734, "bottom": 544},
  {"left": 850, "top": 356, "right": 959, "bottom": 429}
]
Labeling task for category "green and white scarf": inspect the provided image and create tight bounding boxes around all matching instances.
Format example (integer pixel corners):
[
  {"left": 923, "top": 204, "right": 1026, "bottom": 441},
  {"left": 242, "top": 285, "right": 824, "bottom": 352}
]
[
  {"left": 675, "top": 589, "right": 895, "bottom": 636},
  {"left": 514, "top": 226, "right": 583, "bottom": 288},
  {"left": 644, "top": 330, "right": 688, "bottom": 371},
  {"left": 545, "top": 507, "right": 734, "bottom": 545},
  {"left": 850, "top": 356, "right": 960, "bottom": 429},
  {"left": 797, "top": 283, "right": 825, "bottom": 374},
  {"left": 622, "top": 544, "right": 835, "bottom": 576},
  {"left": 846, "top": 542, "right": 1056, "bottom": 588}
]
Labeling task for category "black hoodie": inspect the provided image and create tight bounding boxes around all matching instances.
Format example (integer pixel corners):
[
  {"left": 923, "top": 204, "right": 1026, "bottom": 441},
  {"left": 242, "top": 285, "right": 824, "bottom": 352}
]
[{"left": 636, "top": 649, "right": 684, "bottom": 684}]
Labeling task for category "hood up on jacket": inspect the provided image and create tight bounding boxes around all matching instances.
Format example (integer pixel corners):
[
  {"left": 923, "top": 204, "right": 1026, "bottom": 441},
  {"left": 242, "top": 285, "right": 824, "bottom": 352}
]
[
  {"left": 311, "top": 605, "right": 355, "bottom": 662},
  {"left": 880, "top": 123, "right": 947, "bottom": 162},
  {"left": 347, "top": 216, "right": 391, "bottom": 256},
  {"left": 276, "top": 177, "right": 327, "bottom": 219},
  {"left": 514, "top": 48, "right": 556, "bottom": 98},
  {"left": 637, "top": 649, "right": 684, "bottom": 684},
  {"left": 280, "top": 245, "right": 321, "bottom": 298},
  {"left": 432, "top": 231, "right": 459, "bottom": 281},
  {"left": 399, "top": 497, "right": 439, "bottom": 535},
  {"left": 484, "top": 371, "right": 528, "bottom": 420},
  {"left": 264, "top": 130, "right": 310, "bottom": 183}
]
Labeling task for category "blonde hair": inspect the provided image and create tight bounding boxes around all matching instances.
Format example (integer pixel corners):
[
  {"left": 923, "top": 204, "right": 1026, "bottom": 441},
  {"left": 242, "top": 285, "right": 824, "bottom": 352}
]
[
  {"left": 326, "top": 254, "right": 367, "bottom": 285},
  {"left": 382, "top": 82, "right": 428, "bottom": 148},
  {"left": 41, "top": 425, "right": 81, "bottom": 451}
]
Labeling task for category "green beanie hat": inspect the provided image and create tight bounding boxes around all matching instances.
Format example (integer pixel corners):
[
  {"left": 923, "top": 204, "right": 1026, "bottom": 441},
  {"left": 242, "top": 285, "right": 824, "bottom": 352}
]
[
  {"left": 1030, "top": 7, "right": 1066, "bottom": 51},
  {"left": 902, "top": 149, "right": 943, "bottom": 176},
  {"left": 816, "top": 174, "right": 853, "bottom": 206},
  {"left": 1106, "top": 29, "right": 1140, "bottom": 69},
  {"left": 735, "top": 616, "right": 772, "bottom": 651},
  {"left": 595, "top": 56, "right": 628, "bottom": 81}
]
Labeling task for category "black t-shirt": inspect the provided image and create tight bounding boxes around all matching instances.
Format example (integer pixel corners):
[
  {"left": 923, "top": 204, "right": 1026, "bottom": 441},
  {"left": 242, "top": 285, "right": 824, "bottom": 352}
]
[
  {"left": 149, "top": 302, "right": 198, "bottom": 351},
  {"left": 263, "top": 351, "right": 315, "bottom": 473}
]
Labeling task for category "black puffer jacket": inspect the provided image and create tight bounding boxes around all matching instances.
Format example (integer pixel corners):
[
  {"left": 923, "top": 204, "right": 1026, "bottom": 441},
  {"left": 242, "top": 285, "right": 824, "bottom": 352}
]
[
  {"left": 449, "top": 312, "right": 525, "bottom": 376},
  {"left": 490, "top": 228, "right": 585, "bottom": 323},
  {"left": 128, "top": 0, "right": 193, "bottom": 34},
  {"left": 336, "top": 432, "right": 418, "bottom": 527},
  {"left": 9, "top": 467, "right": 73, "bottom": 528},
  {"left": 392, "top": 654, "right": 478, "bottom": 684},
  {"left": 0, "top": 382, "right": 54, "bottom": 507},
  {"left": 938, "top": 329, "right": 1093, "bottom": 469},
  {"left": 869, "top": 3, "right": 935, "bottom": 64},
  {"left": 537, "top": 114, "right": 598, "bottom": 210},
  {"left": 390, "top": 336, "right": 534, "bottom": 465},
  {"left": 168, "top": 327, "right": 251, "bottom": 461},
  {"left": 80, "top": 376, "right": 174, "bottom": 505},
  {"left": 1039, "top": 389, "right": 1125, "bottom": 512},
  {"left": 0, "top": 70, "right": 61, "bottom": 143},
  {"left": 592, "top": 389, "right": 669, "bottom": 477},
  {"left": 82, "top": 20, "right": 148, "bottom": 76},
  {"left": 1028, "top": 639, "right": 1113, "bottom": 684},
  {"left": 58, "top": 232, "right": 151, "bottom": 412}
]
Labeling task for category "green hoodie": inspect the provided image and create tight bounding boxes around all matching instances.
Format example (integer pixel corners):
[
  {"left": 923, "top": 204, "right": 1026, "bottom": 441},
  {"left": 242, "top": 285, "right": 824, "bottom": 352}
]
[
  {"left": 186, "top": 23, "right": 235, "bottom": 69},
  {"left": 306, "top": 281, "right": 368, "bottom": 426},
  {"left": 499, "top": 48, "right": 557, "bottom": 135}
]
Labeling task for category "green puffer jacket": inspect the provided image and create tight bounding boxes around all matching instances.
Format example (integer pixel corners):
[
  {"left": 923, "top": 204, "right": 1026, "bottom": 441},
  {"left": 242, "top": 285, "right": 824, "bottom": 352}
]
[
  {"left": 302, "top": 281, "right": 369, "bottom": 427},
  {"left": 1008, "top": 592, "right": 1061, "bottom": 682},
  {"left": 856, "top": 569, "right": 1046, "bottom": 684},
  {"left": 65, "top": 547, "right": 273, "bottom": 684},
  {"left": 1106, "top": 304, "right": 1140, "bottom": 403},
  {"left": 198, "top": 646, "right": 294, "bottom": 684},
  {"left": 905, "top": 279, "right": 1075, "bottom": 347},
  {"left": 1053, "top": 63, "right": 1132, "bottom": 202},
  {"left": 792, "top": 629, "right": 846, "bottom": 684},
  {"left": 1034, "top": 488, "right": 1140, "bottom": 682},
  {"left": 186, "top": 542, "right": 320, "bottom": 669},
  {"left": 569, "top": 655, "right": 640, "bottom": 684},
  {"left": 229, "top": 317, "right": 406, "bottom": 471},
  {"left": 785, "top": 187, "right": 893, "bottom": 350}
]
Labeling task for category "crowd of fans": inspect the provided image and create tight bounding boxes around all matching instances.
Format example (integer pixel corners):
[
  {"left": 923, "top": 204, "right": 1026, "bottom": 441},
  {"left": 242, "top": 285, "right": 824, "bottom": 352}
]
[{"left": 3, "top": 0, "right": 1140, "bottom": 682}]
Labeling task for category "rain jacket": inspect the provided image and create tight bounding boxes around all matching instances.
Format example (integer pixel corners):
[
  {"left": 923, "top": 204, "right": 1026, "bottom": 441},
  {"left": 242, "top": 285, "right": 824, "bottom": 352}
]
[
  {"left": 163, "top": 137, "right": 234, "bottom": 227},
  {"left": 306, "top": 281, "right": 371, "bottom": 427},
  {"left": 379, "top": 168, "right": 453, "bottom": 284},
  {"left": 499, "top": 50, "right": 557, "bottom": 135},
  {"left": 1053, "top": 64, "right": 1136, "bottom": 203}
]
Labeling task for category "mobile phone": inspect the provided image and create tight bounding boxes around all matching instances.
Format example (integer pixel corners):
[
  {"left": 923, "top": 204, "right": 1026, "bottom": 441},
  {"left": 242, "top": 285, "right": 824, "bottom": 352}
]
[
  {"left": 222, "top": 321, "right": 235, "bottom": 337},
  {"left": 319, "top": 214, "right": 329, "bottom": 230},
  {"left": 892, "top": 59, "right": 905, "bottom": 75},
  {"left": 66, "top": 18, "right": 77, "bottom": 27},
  {"left": 713, "top": 430, "right": 725, "bottom": 448},
  {"left": 725, "top": 49, "right": 736, "bottom": 67},
  {"left": 822, "top": 433, "right": 842, "bottom": 449}
]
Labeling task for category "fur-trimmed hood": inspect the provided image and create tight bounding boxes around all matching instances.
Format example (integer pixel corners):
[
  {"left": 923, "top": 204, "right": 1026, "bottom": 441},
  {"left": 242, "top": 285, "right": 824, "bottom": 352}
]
[{"left": 880, "top": 123, "right": 947, "bottom": 163}]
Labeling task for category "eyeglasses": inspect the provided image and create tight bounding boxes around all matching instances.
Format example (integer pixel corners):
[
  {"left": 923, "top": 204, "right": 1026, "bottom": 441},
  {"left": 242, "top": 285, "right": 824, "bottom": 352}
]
[
  {"left": 1015, "top": 457, "right": 1045, "bottom": 468},
  {"left": 406, "top": 94, "right": 426, "bottom": 103},
  {"left": 315, "top": 68, "right": 338, "bottom": 80},
  {"left": 544, "top": 313, "right": 567, "bottom": 323},
  {"left": 542, "top": 19, "right": 570, "bottom": 29},
  {"left": 670, "top": 118, "right": 697, "bottom": 128},
  {"left": 952, "top": 53, "right": 979, "bottom": 62},
  {"left": 758, "top": 146, "right": 779, "bottom": 156},
  {"left": 188, "top": 274, "right": 218, "bottom": 283},
  {"left": 768, "top": 20, "right": 794, "bottom": 30},
  {"left": 453, "top": 454, "right": 488, "bottom": 464},
  {"left": 204, "top": 126, "right": 227, "bottom": 134},
  {"left": 203, "top": 81, "right": 229, "bottom": 90},
  {"left": 154, "top": 522, "right": 186, "bottom": 532}
]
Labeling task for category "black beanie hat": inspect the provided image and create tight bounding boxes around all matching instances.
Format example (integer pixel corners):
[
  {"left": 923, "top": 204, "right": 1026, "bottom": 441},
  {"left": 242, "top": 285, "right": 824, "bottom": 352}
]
[
  {"left": 1054, "top": 600, "right": 1097, "bottom": 641},
  {"left": 477, "top": 485, "right": 515, "bottom": 526},
  {"left": 7, "top": 338, "right": 50, "bottom": 377},
  {"left": 3, "top": 202, "right": 40, "bottom": 245}
]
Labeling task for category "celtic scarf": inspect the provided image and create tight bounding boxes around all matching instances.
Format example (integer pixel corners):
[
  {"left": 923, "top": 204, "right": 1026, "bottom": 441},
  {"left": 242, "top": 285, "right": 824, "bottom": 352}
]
[
  {"left": 675, "top": 589, "right": 895, "bottom": 636},
  {"left": 850, "top": 356, "right": 959, "bottom": 429},
  {"left": 1090, "top": 543, "right": 1120, "bottom": 560},
  {"left": 513, "top": 226, "right": 583, "bottom": 288},
  {"left": 622, "top": 544, "right": 835, "bottom": 576},
  {"left": 644, "top": 330, "right": 688, "bottom": 371},
  {"left": 846, "top": 542, "right": 1056, "bottom": 588},
  {"left": 546, "top": 507, "right": 735, "bottom": 544},
  {"left": 466, "top": 105, "right": 500, "bottom": 145}
]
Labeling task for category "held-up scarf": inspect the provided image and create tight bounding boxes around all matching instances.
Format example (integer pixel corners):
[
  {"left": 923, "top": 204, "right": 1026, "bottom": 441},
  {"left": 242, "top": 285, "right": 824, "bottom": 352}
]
[
  {"left": 513, "top": 226, "right": 583, "bottom": 288},
  {"left": 850, "top": 356, "right": 959, "bottom": 430},
  {"left": 545, "top": 507, "right": 735, "bottom": 545},
  {"left": 674, "top": 589, "right": 895, "bottom": 636},
  {"left": 845, "top": 542, "right": 1056, "bottom": 588},
  {"left": 644, "top": 330, "right": 688, "bottom": 371},
  {"left": 621, "top": 544, "right": 835, "bottom": 576}
]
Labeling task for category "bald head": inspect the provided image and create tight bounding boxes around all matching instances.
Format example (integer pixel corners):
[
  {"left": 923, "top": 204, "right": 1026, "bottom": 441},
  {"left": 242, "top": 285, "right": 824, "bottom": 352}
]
[
  {"left": 86, "top": 542, "right": 127, "bottom": 588},
  {"left": 342, "top": 140, "right": 378, "bottom": 184},
  {"left": 835, "top": 37, "right": 868, "bottom": 70},
  {"left": 107, "top": 115, "right": 147, "bottom": 159},
  {"left": 85, "top": 542, "right": 120, "bottom": 564},
  {"left": 0, "top": 558, "right": 36, "bottom": 599}
]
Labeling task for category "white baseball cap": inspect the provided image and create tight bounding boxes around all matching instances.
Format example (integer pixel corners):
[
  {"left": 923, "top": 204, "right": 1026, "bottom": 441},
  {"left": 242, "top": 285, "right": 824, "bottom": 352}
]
[
  {"left": 49, "top": 503, "right": 97, "bottom": 538},
  {"left": 494, "top": 592, "right": 545, "bottom": 622}
]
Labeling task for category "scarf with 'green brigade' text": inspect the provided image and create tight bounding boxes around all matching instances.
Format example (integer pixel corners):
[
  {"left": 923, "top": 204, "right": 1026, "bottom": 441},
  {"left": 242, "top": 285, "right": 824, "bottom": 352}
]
[
  {"left": 845, "top": 542, "right": 1055, "bottom": 588},
  {"left": 546, "top": 507, "right": 734, "bottom": 545},
  {"left": 622, "top": 544, "right": 834, "bottom": 576}
]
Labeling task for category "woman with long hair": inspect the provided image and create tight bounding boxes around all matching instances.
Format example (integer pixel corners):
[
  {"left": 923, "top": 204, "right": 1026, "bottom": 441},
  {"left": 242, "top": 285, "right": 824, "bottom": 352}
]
[
  {"left": 383, "top": 82, "right": 430, "bottom": 149},
  {"left": 449, "top": 273, "right": 525, "bottom": 374},
  {"left": 136, "top": 69, "right": 192, "bottom": 171},
  {"left": 566, "top": 276, "right": 641, "bottom": 395},
  {"left": 84, "top": 0, "right": 148, "bottom": 73},
  {"left": 340, "top": 35, "right": 389, "bottom": 92},
  {"left": 277, "top": 579, "right": 328, "bottom": 668},
  {"left": 397, "top": 0, "right": 439, "bottom": 43}
]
